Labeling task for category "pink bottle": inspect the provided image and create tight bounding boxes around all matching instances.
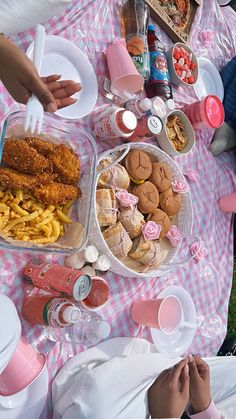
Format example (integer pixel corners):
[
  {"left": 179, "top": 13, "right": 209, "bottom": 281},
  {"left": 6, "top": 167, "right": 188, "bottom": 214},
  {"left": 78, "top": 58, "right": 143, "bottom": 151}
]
[
  {"left": 219, "top": 193, "right": 236, "bottom": 213},
  {"left": 93, "top": 108, "right": 137, "bottom": 139},
  {"left": 129, "top": 114, "right": 163, "bottom": 141},
  {"left": 125, "top": 98, "right": 152, "bottom": 119},
  {"left": 183, "top": 95, "right": 224, "bottom": 130}
]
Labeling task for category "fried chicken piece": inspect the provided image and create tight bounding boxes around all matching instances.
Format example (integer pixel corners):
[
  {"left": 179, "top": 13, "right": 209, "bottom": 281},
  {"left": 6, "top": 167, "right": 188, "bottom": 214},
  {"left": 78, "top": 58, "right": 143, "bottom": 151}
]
[
  {"left": 51, "top": 144, "right": 80, "bottom": 185},
  {"left": 24, "top": 137, "right": 56, "bottom": 157},
  {"left": 0, "top": 168, "right": 55, "bottom": 190},
  {"left": 2, "top": 138, "right": 52, "bottom": 174},
  {"left": 32, "top": 182, "right": 80, "bottom": 205}
]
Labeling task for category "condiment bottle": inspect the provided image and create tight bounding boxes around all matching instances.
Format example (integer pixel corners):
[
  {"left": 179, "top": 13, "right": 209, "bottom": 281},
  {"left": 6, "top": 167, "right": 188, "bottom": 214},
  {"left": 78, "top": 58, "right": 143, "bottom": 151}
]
[
  {"left": 129, "top": 115, "right": 163, "bottom": 141},
  {"left": 125, "top": 97, "right": 152, "bottom": 119},
  {"left": 92, "top": 255, "right": 111, "bottom": 272},
  {"left": 22, "top": 295, "right": 81, "bottom": 327},
  {"left": 93, "top": 108, "right": 137, "bottom": 139},
  {"left": 145, "top": 25, "right": 172, "bottom": 100},
  {"left": 122, "top": 0, "right": 150, "bottom": 79},
  {"left": 152, "top": 96, "right": 167, "bottom": 119},
  {"left": 23, "top": 261, "right": 92, "bottom": 301}
]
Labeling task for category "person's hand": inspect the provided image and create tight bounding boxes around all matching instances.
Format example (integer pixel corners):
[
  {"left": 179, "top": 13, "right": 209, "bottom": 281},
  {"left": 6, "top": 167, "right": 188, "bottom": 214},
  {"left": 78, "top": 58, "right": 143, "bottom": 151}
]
[
  {"left": 148, "top": 359, "right": 190, "bottom": 418},
  {"left": 0, "top": 37, "right": 80, "bottom": 111},
  {"left": 189, "top": 355, "right": 211, "bottom": 414}
]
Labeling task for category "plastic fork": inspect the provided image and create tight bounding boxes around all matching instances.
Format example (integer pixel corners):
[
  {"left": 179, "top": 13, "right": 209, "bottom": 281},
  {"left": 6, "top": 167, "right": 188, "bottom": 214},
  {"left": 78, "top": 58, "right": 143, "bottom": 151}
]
[{"left": 24, "top": 24, "right": 46, "bottom": 134}]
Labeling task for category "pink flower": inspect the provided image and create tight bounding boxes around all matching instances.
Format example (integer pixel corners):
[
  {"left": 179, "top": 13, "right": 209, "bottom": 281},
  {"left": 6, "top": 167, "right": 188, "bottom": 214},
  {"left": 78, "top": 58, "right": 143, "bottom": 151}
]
[
  {"left": 172, "top": 180, "right": 189, "bottom": 193},
  {"left": 142, "top": 221, "right": 162, "bottom": 241},
  {"left": 166, "top": 225, "right": 182, "bottom": 247},
  {"left": 200, "top": 31, "right": 213, "bottom": 47},
  {"left": 184, "top": 169, "right": 200, "bottom": 183},
  {"left": 116, "top": 189, "right": 138, "bottom": 207},
  {"left": 190, "top": 241, "right": 208, "bottom": 262}
]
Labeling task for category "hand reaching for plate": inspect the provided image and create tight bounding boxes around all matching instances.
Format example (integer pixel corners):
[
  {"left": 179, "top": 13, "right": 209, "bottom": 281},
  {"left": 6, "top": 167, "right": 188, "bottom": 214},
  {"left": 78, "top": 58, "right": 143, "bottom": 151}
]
[{"left": 0, "top": 36, "right": 80, "bottom": 111}]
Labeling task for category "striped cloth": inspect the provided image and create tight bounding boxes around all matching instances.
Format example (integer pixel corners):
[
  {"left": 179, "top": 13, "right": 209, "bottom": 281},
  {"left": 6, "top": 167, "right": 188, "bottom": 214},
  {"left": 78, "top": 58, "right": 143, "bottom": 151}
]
[{"left": 0, "top": 1, "right": 236, "bottom": 417}]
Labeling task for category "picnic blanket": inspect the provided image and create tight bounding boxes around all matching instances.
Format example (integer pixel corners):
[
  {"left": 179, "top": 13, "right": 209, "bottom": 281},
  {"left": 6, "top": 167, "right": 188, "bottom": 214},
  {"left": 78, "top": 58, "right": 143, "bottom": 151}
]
[{"left": 0, "top": 0, "right": 236, "bottom": 417}]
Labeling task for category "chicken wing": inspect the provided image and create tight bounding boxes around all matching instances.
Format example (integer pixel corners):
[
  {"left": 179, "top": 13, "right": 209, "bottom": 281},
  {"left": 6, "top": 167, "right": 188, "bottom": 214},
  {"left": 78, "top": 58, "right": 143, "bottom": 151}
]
[
  {"left": 51, "top": 144, "right": 80, "bottom": 185},
  {"left": 24, "top": 137, "right": 56, "bottom": 157},
  {"left": 2, "top": 138, "right": 52, "bottom": 174},
  {"left": 0, "top": 168, "right": 55, "bottom": 190},
  {"left": 32, "top": 182, "right": 80, "bottom": 205}
]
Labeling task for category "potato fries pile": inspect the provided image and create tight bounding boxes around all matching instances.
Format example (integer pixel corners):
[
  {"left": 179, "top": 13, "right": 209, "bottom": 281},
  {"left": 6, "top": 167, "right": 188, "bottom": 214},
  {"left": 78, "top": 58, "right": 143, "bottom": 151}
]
[{"left": 0, "top": 188, "right": 72, "bottom": 244}]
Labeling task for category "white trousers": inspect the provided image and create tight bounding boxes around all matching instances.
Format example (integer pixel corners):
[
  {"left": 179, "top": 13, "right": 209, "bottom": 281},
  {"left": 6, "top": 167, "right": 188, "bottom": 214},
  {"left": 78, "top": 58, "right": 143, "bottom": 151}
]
[{"left": 52, "top": 338, "right": 236, "bottom": 419}]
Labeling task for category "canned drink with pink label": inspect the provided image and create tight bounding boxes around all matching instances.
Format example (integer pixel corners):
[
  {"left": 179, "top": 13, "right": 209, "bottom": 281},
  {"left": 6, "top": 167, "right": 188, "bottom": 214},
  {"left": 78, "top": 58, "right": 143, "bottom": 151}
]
[
  {"left": 93, "top": 108, "right": 137, "bottom": 139},
  {"left": 23, "top": 261, "right": 92, "bottom": 301}
]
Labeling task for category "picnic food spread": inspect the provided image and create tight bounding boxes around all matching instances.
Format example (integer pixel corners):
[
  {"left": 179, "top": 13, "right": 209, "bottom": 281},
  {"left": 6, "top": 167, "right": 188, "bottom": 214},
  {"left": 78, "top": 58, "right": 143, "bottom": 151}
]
[{"left": 1, "top": 1, "right": 236, "bottom": 417}]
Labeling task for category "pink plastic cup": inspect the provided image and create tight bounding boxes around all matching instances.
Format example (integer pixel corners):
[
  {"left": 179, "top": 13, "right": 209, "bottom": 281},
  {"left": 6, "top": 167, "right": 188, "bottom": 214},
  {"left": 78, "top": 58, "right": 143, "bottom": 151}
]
[
  {"left": 0, "top": 337, "right": 45, "bottom": 396},
  {"left": 105, "top": 38, "right": 144, "bottom": 97},
  {"left": 131, "top": 295, "right": 183, "bottom": 334},
  {"left": 183, "top": 95, "right": 225, "bottom": 130},
  {"left": 219, "top": 193, "right": 236, "bottom": 213},
  {"left": 80, "top": 276, "right": 110, "bottom": 311}
]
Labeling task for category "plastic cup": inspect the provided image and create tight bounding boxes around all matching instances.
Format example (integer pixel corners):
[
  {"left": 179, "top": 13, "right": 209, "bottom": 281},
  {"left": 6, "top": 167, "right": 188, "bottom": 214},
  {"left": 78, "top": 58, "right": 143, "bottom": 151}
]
[
  {"left": 131, "top": 295, "right": 183, "bottom": 334},
  {"left": 80, "top": 276, "right": 110, "bottom": 311},
  {"left": 105, "top": 38, "right": 144, "bottom": 97},
  {"left": 219, "top": 193, "right": 236, "bottom": 213},
  {"left": 0, "top": 337, "right": 45, "bottom": 396},
  {"left": 183, "top": 95, "right": 225, "bottom": 130}
]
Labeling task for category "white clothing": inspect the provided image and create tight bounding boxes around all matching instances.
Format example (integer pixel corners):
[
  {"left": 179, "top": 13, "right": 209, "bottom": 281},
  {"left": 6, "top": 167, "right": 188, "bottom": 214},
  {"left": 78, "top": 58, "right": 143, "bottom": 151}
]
[{"left": 52, "top": 338, "right": 236, "bottom": 419}]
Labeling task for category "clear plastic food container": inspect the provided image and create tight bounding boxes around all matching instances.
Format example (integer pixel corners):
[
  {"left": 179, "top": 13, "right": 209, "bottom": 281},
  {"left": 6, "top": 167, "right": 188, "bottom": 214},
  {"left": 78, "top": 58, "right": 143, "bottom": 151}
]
[{"left": 0, "top": 110, "right": 97, "bottom": 255}]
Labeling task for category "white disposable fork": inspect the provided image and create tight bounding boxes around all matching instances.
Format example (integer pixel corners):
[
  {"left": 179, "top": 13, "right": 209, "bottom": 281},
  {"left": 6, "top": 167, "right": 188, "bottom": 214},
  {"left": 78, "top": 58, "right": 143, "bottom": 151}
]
[{"left": 24, "top": 24, "right": 46, "bottom": 134}]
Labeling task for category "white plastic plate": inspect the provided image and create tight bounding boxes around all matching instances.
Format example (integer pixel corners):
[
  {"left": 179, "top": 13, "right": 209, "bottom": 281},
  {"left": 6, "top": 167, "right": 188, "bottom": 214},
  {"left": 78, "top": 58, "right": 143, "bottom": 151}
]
[
  {"left": 27, "top": 35, "right": 98, "bottom": 119},
  {"left": 194, "top": 57, "right": 224, "bottom": 102}
]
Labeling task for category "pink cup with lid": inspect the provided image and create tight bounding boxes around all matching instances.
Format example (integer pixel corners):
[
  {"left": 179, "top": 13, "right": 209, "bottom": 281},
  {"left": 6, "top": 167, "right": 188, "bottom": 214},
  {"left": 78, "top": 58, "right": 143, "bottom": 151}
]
[
  {"left": 183, "top": 95, "right": 224, "bottom": 130},
  {"left": 105, "top": 38, "right": 144, "bottom": 97},
  {"left": 0, "top": 337, "right": 45, "bottom": 396}
]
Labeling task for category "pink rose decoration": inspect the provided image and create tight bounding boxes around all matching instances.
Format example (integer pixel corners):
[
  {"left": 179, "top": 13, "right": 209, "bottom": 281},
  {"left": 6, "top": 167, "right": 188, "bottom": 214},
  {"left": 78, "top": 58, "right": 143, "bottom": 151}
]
[
  {"left": 172, "top": 180, "right": 189, "bottom": 194},
  {"left": 190, "top": 241, "right": 208, "bottom": 262},
  {"left": 200, "top": 30, "right": 213, "bottom": 47},
  {"left": 116, "top": 189, "right": 138, "bottom": 207},
  {"left": 166, "top": 225, "right": 182, "bottom": 247},
  {"left": 142, "top": 221, "right": 162, "bottom": 241},
  {"left": 184, "top": 169, "right": 200, "bottom": 183}
]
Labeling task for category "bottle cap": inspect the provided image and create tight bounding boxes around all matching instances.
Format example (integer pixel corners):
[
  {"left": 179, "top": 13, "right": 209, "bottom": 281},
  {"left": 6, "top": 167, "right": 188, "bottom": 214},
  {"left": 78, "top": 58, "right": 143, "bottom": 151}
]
[
  {"left": 122, "top": 111, "right": 137, "bottom": 131},
  {"left": 95, "top": 321, "right": 111, "bottom": 339},
  {"left": 148, "top": 25, "right": 155, "bottom": 31},
  {"left": 66, "top": 253, "right": 85, "bottom": 270},
  {"left": 152, "top": 97, "right": 167, "bottom": 119},
  {"left": 166, "top": 99, "right": 176, "bottom": 111},
  {"left": 147, "top": 115, "right": 163, "bottom": 135},
  {"left": 73, "top": 274, "right": 92, "bottom": 301},
  {"left": 81, "top": 265, "right": 96, "bottom": 276},
  {"left": 92, "top": 255, "right": 111, "bottom": 272},
  {"left": 84, "top": 246, "right": 99, "bottom": 263},
  {"left": 139, "top": 98, "right": 152, "bottom": 112},
  {"left": 63, "top": 306, "right": 81, "bottom": 324}
]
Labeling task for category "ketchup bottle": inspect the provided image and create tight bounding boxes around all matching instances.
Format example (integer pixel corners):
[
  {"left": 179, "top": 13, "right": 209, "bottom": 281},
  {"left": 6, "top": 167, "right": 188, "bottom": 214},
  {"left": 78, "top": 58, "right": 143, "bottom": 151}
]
[
  {"left": 145, "top": 25, "right": 172, "bottom": 100},
  {"left": 22, "top": 295, "right": 81, "bottom": 327}
]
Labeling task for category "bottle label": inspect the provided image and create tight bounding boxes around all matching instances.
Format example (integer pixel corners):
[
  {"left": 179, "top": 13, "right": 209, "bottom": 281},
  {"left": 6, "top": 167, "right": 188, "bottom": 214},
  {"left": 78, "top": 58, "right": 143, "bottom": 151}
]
[
  {"left": 126, "top": 34, "right": 150, "bottom": 79},
  {"left": 149, "top": 51, "right": 170, "bottom": 83},
  {"left": 44, "top": 298, "right": 69, "bottom": 327}
]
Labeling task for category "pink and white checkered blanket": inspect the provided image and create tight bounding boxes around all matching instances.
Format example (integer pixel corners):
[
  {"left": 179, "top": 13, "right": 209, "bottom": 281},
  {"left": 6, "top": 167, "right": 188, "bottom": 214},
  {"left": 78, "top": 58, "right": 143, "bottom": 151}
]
[{"left": 1, "top": 1, "right": 236, "bottom": 417}]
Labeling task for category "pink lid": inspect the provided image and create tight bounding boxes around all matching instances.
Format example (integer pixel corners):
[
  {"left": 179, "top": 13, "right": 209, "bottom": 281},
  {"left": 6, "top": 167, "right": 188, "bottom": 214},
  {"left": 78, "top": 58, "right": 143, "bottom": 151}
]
[{"left": 204, "top": 95, "right": 224, "bottom": 129}]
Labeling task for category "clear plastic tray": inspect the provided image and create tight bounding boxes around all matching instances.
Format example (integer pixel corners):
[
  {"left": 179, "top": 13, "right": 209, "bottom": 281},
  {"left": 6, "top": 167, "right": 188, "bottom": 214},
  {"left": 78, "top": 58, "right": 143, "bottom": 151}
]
[{"left": 0, "top": 110, "right": 97, "bottom": 255}]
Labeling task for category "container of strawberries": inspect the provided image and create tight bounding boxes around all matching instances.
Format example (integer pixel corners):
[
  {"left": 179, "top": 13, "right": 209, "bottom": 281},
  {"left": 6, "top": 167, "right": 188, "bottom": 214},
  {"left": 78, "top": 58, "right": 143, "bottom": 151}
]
[{"left": 166, "top": 42, "right": 198, "bottom": 87}]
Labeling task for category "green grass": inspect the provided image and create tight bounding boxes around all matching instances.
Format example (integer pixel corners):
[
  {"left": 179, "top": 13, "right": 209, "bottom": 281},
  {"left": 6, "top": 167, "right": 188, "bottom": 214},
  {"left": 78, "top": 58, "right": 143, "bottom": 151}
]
[{"left": 227, "top": 261, "right": 236, "bottom": 336}]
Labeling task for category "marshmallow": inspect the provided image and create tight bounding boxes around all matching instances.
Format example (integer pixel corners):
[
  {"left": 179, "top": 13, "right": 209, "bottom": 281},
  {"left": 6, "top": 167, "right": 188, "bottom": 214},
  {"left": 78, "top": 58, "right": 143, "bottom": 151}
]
[
  {"left": 66, "top": 253, "right": 85, "bottom": 269},
  {"left": 92, "top": 255, "right": 111, "bottom": 272},
  {"left": 81, "top": 266, "right": 96, "bottom": 276},
  {"left": 84, "top": 246, "right": 99, "bottom": 263}
]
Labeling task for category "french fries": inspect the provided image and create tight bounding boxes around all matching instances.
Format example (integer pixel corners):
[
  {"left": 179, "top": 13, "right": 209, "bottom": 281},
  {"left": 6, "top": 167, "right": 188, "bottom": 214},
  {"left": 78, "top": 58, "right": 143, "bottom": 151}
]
[{"left": 0, "top": 187, "right": 72, "bottom": 244}]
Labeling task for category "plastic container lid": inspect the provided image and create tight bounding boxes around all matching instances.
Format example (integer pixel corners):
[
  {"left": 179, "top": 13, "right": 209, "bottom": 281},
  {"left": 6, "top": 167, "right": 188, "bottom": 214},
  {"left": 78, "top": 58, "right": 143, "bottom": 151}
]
[
  {"left": 166, "top": 99, "right": 176, "bottom": 111},
  {"left": 204, "top": 95, "right": 225, "bottom": 129},
  {"left": 147, "top": 115, "right": 163, "bottom": 135},
  {"left": 139, "top": 98, "right": 152, "bottom": 112},
  {"left": 95, "top": 321, "right": 111, "bottom": 339},
  {"left": 152, "top": 97, "right": 167, "bottom": 119},
  {"left": 84, "top": 246, "right": 99, "bottom": 263},
  {"left": 63, "top": 306, "right": 81, "bottom": 324},
  {"left": 148, "top": 25, "right": 156, "bottom": 31},
  {"left": 93, "top": 255, "right": 111, "bottom": 272},
  {"left": 122, "top": 111, "right": 137, "bottom": 131},
  {"left": 66, "top": 253, "right": 85, "bottom": 269},
  {"left": 81, "top": 265, "right": 96, "bottom": 276}
]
